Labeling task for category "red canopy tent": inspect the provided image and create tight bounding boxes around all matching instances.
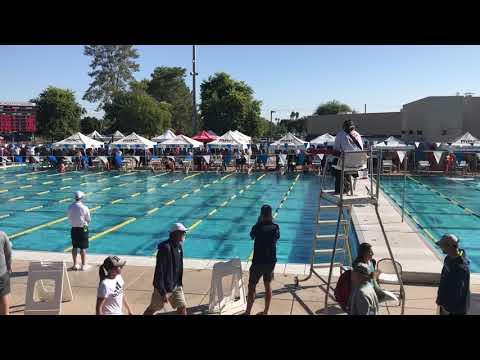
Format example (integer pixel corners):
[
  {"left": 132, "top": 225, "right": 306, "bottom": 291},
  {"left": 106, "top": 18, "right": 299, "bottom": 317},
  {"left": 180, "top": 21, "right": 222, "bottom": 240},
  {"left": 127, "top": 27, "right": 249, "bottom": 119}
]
[{"left": 192, "top": 130, "right": 217, "bottom": 143}]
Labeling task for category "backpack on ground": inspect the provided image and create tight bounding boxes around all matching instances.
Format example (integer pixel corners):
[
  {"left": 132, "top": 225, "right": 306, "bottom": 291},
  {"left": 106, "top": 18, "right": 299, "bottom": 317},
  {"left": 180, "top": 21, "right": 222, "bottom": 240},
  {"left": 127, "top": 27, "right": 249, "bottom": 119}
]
[{"left": 334, "top": 269, "right": 352, "bottom": 312}]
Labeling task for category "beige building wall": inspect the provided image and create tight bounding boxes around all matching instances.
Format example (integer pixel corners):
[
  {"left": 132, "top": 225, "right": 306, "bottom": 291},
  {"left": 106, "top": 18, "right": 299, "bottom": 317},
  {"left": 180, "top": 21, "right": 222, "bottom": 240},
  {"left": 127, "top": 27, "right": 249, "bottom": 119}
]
[
  {"left": 305, "top": 112, "right": 402, "bottom": 138},
  {"left": 462, "top": 97, "right": 480, "bottom": 139}
]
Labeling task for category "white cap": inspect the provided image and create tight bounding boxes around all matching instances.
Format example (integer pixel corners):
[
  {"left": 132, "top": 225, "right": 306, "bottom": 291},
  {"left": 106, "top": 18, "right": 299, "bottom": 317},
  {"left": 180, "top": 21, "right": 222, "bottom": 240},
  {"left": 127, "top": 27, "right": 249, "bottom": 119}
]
[
  {"left": 170, "top": 223, "right": 188, "bottom": 233},
  {"left": 74, "top": 191, "right": 85, "bottom": 200},
  {"left": 436, "top": 234, "right": 459, "bottom": 247}
]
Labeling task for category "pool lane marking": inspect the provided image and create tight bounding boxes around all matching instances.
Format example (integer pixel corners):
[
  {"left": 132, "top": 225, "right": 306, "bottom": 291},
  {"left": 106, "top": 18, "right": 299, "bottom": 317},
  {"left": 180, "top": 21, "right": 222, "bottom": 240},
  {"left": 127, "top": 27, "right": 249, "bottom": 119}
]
[
  {"left": 407, "top": 176, "right": 480, "bottom": 218},
  {"left": 42, "top": 181, "right": 54, "bottom": 185},
  {"left": 248, "top": 174, "right": 301, "bottom": 261},
  {"left": 0, "top": 214, "right": 10, "bottom": 219},
  {"left": 182, "top": 193, "right": 189, "bottom": 198},
  {"left": 131, "top": 192, "right": 141, "bottom": 198},
  {"left": 5, "top": 180, "right": 16, "bottom": 184},
  {"left": 9, "top": 205, "right": 102, "bottom": 240},
  {"left": 37, "top": 190, "right": 50, "bottom": 195},
  {"left": 64, "top": 216, "right": 137, "bottom": 252},
  {"left": 165, "top": 199, "right": 176, "bottom": 205},
  {"left": 60, "top": 186, "right": 71, "bottom": 190},
  {"left": 101, "top": 187, "right": 112, "bottom": 192},
  {"left": 147, "top": 207, "right": 159, "bottom": 215},
  {"left": 119, "top": 183, "right": 129, "bottom": 187},
  {"left": 187, "top": 173, "right": 269, "bottom": 240},
  {"left": 0, "top": 189, "right": 8, "bottom": 193},
  {"left": 8, "top": 196, "right": 24, "bottom": 202},
  {"left": 111, "top": 199, "right": 123, "bottom": 204},
  {"left": 25, "top": 205, "right": 43, "bottom": 212},
  {"left": 9, "top": 172, "right": 199, "bottom": 241}
]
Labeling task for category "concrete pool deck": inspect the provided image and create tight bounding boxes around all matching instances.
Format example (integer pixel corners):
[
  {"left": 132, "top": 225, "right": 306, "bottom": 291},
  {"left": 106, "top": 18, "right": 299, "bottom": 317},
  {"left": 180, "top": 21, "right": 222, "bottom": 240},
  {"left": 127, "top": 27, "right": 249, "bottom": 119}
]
[{"left": 7, "top": 258, "right": 480, "bottom": 315}]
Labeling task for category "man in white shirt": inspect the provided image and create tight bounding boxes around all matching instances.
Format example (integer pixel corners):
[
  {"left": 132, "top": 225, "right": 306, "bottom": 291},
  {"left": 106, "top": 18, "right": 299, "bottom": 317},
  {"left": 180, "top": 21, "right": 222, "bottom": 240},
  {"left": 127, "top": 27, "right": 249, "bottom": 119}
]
[
  {"left": 333, "top": 120, "right": 363, "bottom": 193},
  {"left": 67, "top": 191, "right": 91, "bottom": 271}
]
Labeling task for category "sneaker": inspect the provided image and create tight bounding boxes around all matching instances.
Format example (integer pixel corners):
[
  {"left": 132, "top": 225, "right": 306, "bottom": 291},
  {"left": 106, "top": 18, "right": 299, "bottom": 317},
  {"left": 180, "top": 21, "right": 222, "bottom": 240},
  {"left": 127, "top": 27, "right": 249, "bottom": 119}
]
[{"left": 80, "top": 264, "right": 91, "bottom": 271}]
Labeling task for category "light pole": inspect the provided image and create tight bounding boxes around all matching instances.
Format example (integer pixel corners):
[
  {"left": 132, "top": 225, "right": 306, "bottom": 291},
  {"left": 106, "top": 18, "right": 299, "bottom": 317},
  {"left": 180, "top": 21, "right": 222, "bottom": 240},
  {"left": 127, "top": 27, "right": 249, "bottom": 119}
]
[
  {"left": 190, "top": 45, "right": 198, "bottom": 134},
  {"left": 270, "top": 110, "right": 276, "bottom": 140}
]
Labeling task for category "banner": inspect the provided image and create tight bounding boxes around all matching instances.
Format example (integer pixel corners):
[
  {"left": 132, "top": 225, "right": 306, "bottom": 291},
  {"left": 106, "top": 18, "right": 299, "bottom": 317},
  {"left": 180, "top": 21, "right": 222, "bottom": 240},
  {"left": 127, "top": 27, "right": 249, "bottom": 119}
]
[
  {"left": 317, "top": 153, "right": 325, "bottom": 160},
  {"left": 414, "top": 142, "right": 420, "bottom": 148},
  {"left": 435, "top": 142, "right": 441, "bottom": 148},
  {"left": 433, "top": 151, "right": 443, "bottom": 165},
  {"left": 396, "top": 151, "right": 406, "bottom": 164}
]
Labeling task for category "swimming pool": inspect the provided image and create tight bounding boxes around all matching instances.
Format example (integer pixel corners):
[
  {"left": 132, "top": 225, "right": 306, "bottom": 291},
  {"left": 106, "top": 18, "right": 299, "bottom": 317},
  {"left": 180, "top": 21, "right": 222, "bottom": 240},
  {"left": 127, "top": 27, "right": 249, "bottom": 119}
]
[
  {"left": 0, "top": 168, "right": 358, "bottom": 264},
  {"left": 381, "top": 175, "right": 480, "bottom": 272}
]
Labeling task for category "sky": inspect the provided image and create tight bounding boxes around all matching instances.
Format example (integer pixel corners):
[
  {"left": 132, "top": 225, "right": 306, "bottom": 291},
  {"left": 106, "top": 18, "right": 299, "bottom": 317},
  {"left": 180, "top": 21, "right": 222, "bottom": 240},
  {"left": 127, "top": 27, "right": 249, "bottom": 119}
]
[{"left": 1, "top": 45, "right": 480, "bottom": 121}]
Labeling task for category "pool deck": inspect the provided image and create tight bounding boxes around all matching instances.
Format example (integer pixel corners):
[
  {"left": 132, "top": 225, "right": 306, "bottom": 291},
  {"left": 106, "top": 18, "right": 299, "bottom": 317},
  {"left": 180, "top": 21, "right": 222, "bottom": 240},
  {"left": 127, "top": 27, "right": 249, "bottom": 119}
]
[{"left": 8, "top": 258, "right": 480, "bottom": 315}]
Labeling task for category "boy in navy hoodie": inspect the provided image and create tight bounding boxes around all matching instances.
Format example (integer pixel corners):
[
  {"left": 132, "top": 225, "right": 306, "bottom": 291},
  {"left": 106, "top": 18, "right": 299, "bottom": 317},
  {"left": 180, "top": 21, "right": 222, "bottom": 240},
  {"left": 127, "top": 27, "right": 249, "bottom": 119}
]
[{"left": 245, "top": 205, "right": 280, "bottom": 315}]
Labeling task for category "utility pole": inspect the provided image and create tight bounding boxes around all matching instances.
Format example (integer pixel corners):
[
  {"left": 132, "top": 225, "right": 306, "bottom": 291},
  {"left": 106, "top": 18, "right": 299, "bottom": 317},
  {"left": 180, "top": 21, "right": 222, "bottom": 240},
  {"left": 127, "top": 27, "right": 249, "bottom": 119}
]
[
  {"left": 364, "top": 104, "right": 366, "bottom": 114},
  {"left": 190, "top": 45, "right": 198, "bottom": 134},
  {"left": 270, "top": 110, "right": 276, "bottom": 140}
]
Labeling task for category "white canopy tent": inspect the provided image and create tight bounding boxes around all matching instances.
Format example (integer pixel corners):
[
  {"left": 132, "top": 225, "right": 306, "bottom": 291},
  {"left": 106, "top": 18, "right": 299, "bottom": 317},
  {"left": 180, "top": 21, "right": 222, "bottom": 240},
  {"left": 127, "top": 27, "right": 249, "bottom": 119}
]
[
  {"left": 110, "top": 132, "right": 156, "bottom": 149},
  {"left": 87, "top": 130, "right": 109, "bottom": 142},
  {"left": 111, "top": 131, "right": 125, "bottom": 141},
  {"left": 159, "top": 134, "right": 203, "bottom": 149},
  {"left": 269, "top": 132, "right": 308, "bottom": 149},
  {"left": 208, "top": 131, "right": 248, "bottom": 149},
  {"left": 440, "top": 132, "right": 480, "bottom": 152},
  {"left": 373, "top": 136, "right": 414, "bottom": 151},
  {"left": 151, "top": 129, "right": 176, "bottom": 143},
  {"left": 232, "top": 130, "right": 251, "bottom": 143},
  {"left": 309, "top": 133, "right": 335, "bottom": 146},
  {"left": 52, "top": 132, "right": 104, "bottom": 149}
]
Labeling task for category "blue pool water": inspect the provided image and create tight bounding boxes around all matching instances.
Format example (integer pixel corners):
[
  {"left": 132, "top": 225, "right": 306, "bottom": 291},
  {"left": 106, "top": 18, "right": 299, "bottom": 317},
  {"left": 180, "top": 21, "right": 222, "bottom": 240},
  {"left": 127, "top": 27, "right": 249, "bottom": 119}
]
[
  {"left": 0, "top": 168, "right": 358, "bottom": 264},
  {"left": 381, "top": 175, "right": 480, "bottom": 272}
]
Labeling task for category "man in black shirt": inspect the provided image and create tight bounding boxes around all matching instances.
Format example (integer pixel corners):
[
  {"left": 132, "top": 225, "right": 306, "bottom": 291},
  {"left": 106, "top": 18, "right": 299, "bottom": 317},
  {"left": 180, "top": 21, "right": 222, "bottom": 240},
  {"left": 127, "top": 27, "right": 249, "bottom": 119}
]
[
  {"left": 245, "top": 205, "right": 280, "bottom": 315},
  {"left": 144, "top": 223, "right": 188, "bottom": 315}
]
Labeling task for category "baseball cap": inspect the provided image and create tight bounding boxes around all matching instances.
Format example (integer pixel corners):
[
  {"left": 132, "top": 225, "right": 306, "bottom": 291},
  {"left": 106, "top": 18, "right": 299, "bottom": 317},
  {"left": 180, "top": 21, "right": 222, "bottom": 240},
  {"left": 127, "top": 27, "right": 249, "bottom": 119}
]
[
  {"left": 353, "top": 262, "right": 370, "bottom": 276},
  {"left": 436, "top": 234, "right": 459, "bottom": 247},
  {"left": 103, "top": 255, "right": 126, "bottom": 271},
  {"left": 343, "top": 119, "right": 355, "bottom": 130},
  {"left": 170, "top": 223, "right": 188, "bottom": 233},
  {"left": 74, "top": 191, "right": 85, "bottom": 200}
]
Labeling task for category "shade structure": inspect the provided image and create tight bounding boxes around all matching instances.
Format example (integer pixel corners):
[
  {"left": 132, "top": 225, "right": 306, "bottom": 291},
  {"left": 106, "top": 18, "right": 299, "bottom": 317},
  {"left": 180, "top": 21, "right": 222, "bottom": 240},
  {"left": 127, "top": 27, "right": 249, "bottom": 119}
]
[
  {"left": 373, "top": 136, "right": 414, "bottom": 151},
  {"left": 110, "top": 132, "right": 156, "bottom": 149},
  {"left": 207, "top": 130, "right": 218, "bottom": 137},
  {"left": 110, "top": 130, "right": 125, "bottom": 141},
  {"left": 159, "top": 134, "right": 203, "bottom": 148},
  {"left": 270, "top": 132, "right": 308, "bottom": 149},
  {"left": 151, "top": 129, "right": 176, "bottom": 143},
  {"left": 310, "top": 133, "right": 335, "bottom": 146},
  {"left": 52, "top": 132, "right": 104, "bottom": 149},
  {"left": 232, "top": 130, "right": 251, "bottom": 143},
  {"left": 87, "top": 130, "right": 109, "bottom": 142},
  {"left": 192, "top": 130, "right": 217, "bottom": 143},
  {"left": 439, "top": 132, "right": 480, "bottom": 152},
  {"left": 208, "top": 130, "right": 248, "bottom": 149}
]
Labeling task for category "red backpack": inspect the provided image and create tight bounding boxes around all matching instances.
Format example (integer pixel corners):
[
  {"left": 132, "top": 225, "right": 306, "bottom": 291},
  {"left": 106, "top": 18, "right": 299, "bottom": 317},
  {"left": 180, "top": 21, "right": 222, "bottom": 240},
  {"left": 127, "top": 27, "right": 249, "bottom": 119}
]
[{"left": 334, "top": 269, "right": 352, "bottom": 312}]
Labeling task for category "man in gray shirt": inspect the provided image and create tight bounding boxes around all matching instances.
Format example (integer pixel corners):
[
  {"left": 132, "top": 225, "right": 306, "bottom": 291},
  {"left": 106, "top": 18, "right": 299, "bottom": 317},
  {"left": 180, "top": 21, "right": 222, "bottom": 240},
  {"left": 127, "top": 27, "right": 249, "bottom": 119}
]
[
  {"left": 349, "top": 262, "right": 379, "bottom": 315},
  {"left": 0, "top": 231, "right": 12, "bottom": 315}
]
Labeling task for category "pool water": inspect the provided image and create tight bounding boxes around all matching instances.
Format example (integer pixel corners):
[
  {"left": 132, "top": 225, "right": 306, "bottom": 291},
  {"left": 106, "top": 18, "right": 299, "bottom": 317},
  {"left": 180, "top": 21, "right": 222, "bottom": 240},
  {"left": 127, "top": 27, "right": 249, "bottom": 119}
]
[
  {"left": 0, "top": 168, "right": 358, "bottom": 264},
  {"left": 381, "top": 175, "right": 480, "bottom": 272}
]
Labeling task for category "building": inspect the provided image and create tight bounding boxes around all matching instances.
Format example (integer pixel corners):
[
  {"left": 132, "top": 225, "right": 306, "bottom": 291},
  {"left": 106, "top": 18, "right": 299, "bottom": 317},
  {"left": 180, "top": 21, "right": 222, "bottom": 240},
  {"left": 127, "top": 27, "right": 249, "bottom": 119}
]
[
  {"left": 0, "top": 101, "right": 37, "bottom": 137},
  {"left": 305, "top": 95, "right": 480, "bottom": 143}
]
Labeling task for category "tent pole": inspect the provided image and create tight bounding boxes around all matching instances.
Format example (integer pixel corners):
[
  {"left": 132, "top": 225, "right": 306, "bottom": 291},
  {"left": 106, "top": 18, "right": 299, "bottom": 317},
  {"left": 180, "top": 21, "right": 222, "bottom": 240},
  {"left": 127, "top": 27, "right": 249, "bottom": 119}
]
[{"left": 402, "top": 153, "right": 407, "bottom": 222}]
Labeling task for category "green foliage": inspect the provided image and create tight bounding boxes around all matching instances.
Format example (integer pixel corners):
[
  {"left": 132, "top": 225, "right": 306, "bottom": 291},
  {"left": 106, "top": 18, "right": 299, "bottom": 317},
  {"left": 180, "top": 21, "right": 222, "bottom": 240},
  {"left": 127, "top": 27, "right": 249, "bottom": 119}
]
[
  {"left": 314, "top": 100, "right": 352, "bottom": 115},
  {"left": 104, "top": 89, "right": 171, "bottom": 137},
  {"left": 80, "top": 116, "right": 103, "bottom": 134},
  {"left": 146, "top": 67, "right": 193, "bottom": 134},
  {"left": 83, "top": 45, "right": 140, "bottom": 111},
  {"left": 200, "top": 72, "right": 263, "bottom": 137},
  {"left": 31, "top": 87, "right": 84, "bottom": 141}
]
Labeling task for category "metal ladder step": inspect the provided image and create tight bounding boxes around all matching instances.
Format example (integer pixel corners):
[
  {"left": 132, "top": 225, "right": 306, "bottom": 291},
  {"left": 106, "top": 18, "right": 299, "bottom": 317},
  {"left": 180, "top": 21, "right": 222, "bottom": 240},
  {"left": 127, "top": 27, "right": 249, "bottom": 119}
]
[
  {"left": 316, "top": 219, "right": 348, "bottom": 225},
  {"left": 315, "top": 234, "right": 346, "bottom": 241},
  {"left": 318, "top": 205, "right": 338, "bottom": 209},
  {"left": 314, "top": 248, "right": 344, "bottom": 255},
  {"left": 313, "top": 262, "right": 342, "bottom": 269}
]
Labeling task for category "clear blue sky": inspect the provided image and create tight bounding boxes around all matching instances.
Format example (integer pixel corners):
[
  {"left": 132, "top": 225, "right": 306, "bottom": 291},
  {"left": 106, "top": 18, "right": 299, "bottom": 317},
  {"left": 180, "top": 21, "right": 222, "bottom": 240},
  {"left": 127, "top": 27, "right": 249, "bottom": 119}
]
[{"left": 1, "top": 45, "right": 480, "bottom": 120}]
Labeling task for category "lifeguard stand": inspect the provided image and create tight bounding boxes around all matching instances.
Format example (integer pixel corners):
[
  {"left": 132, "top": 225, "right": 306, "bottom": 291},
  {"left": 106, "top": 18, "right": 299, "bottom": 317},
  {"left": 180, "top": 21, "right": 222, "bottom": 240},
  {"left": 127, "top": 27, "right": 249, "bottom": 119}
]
[{"left": 294, "top": 149, "right": 405, "bottom": 315}]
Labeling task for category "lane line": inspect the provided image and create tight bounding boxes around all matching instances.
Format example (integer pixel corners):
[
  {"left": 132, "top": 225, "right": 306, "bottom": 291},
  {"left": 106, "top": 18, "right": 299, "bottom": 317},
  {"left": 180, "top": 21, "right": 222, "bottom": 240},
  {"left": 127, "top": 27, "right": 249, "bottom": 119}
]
[
  {"left": 188, "top": 220, "right": 203, "bottom": 231},
  {"left": 0, "top": 214, "right": 10, "bottom": 219},
  {"left": 58, "top": 198, "right": 70, "bottom": 203},
  {"left": 182, "top": 193, "right": 189, "bottom": 198},
  {"left": 60, "top": 186, "right": 71, "bottom": 190},
  {"left": 37, "top": 190, "right": 50, "bottom": 195},
  {"left": 25, "top": 205, "right": 43, "bottom": 212},
  {"left": 147, "top": 207, "right": 159, "bottom": 215},
  {"left": 119, "top": 183, "right": 129, "bottom": 187},
  {"left": 131, "top": 192, "right": 141, "bottom": 197},
  {"left": 42, "top": 181, "right": 54, "bottom": 185},
  {"left": 165, "top": 200, "right": 176, "bottom": 205},
  {"left": 20, "top": 185, "right": 32, "bottom": 189},
  {"left": 101, "top": 187, "right": 112, "bottom": 192},
  {"left": 0, "top": 189, "right": 8, "bottom": 193},
  {"left": 8, "top": 196, "right": 24, "bottom": 202},
  {"left": 111, "top": 199, "right": 123, "bottom": 204},
  {"left": 5, "top": 180, "right": 16, "bottom": 184}
]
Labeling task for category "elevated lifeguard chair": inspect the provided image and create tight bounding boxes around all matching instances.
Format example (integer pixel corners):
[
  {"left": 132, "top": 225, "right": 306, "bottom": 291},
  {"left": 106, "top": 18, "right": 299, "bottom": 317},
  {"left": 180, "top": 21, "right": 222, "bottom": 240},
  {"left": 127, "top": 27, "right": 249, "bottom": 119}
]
[{"left": 294, "top": 149, "right": 405, "bottom": 315}]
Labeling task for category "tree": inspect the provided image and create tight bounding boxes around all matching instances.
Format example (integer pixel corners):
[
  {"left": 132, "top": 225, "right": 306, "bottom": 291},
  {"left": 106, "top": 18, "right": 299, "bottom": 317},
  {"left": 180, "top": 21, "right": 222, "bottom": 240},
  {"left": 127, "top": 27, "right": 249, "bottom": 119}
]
[
  {"left": 200, "top": 72, "right": 263, "bottom": 137},
  {"left": 31, "top": 87, "right": 84, "bottom": 141},
  {"left": 83, "top": 45, "right": 140, "bottom": 111},
  {"left": 104, "top": 89, "right": 171, "bottom": 137},
  {"left": 145, "top": 67, "right": 194, "bottom": 134},
  {"left": 314, "top": 100, "right": 353, "bottom": 115},
  {"left": 80, "top": 116, "right": 103, "bottom": 134}
]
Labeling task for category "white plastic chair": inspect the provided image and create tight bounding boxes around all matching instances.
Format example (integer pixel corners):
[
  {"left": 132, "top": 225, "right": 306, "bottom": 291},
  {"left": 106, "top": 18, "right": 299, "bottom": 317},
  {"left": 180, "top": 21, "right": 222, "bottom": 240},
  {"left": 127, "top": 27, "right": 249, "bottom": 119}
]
[
  {"left": 331, "top": 151, "right": 368, "bottom": 194},
  {"left": 377, "top": 258, "right": 404, "bottom": 307}
]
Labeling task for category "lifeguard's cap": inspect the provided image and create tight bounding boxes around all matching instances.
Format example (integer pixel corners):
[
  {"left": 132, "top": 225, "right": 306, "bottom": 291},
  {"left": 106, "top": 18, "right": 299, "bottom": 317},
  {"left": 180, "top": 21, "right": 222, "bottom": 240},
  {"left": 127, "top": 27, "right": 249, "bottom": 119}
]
[
  {"left": 74, "top": 191, "right": 85, "bottom": 200},
  {"left": 436, "top": 234, "right": 459, "bottom": 248},
  {"left": 170, "top": 223, "right": 188, "bottom": 233}
]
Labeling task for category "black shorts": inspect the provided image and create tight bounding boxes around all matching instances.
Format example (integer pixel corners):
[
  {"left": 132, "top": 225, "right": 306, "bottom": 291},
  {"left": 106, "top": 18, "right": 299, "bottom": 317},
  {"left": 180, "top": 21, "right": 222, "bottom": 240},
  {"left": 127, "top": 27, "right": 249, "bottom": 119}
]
[
  {"left": 71, "top": 227, "right": 89, "bottom": 249},
  {"left": 248, "top": 263, "right": 275, "bottom": 287},
  {"left": 236, "top": 159, "right": 241, "bottom": 165},
  {"left": 0, "top": 272, "right": 11, "bottom": 297}
]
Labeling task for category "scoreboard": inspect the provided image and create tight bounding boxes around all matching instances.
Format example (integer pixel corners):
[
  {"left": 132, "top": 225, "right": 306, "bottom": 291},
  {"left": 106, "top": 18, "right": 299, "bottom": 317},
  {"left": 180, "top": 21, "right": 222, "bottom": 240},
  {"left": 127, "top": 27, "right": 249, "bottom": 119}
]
[{"left": 0, "top": 101, "right": 37, "bottom": 134}]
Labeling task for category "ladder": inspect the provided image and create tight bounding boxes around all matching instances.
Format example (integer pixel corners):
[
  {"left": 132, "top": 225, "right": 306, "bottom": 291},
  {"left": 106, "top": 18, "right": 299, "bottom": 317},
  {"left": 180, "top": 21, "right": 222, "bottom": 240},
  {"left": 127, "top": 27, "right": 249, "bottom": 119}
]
[{"left": 295, "top": 149, "right": 406, "bottom": 315}]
